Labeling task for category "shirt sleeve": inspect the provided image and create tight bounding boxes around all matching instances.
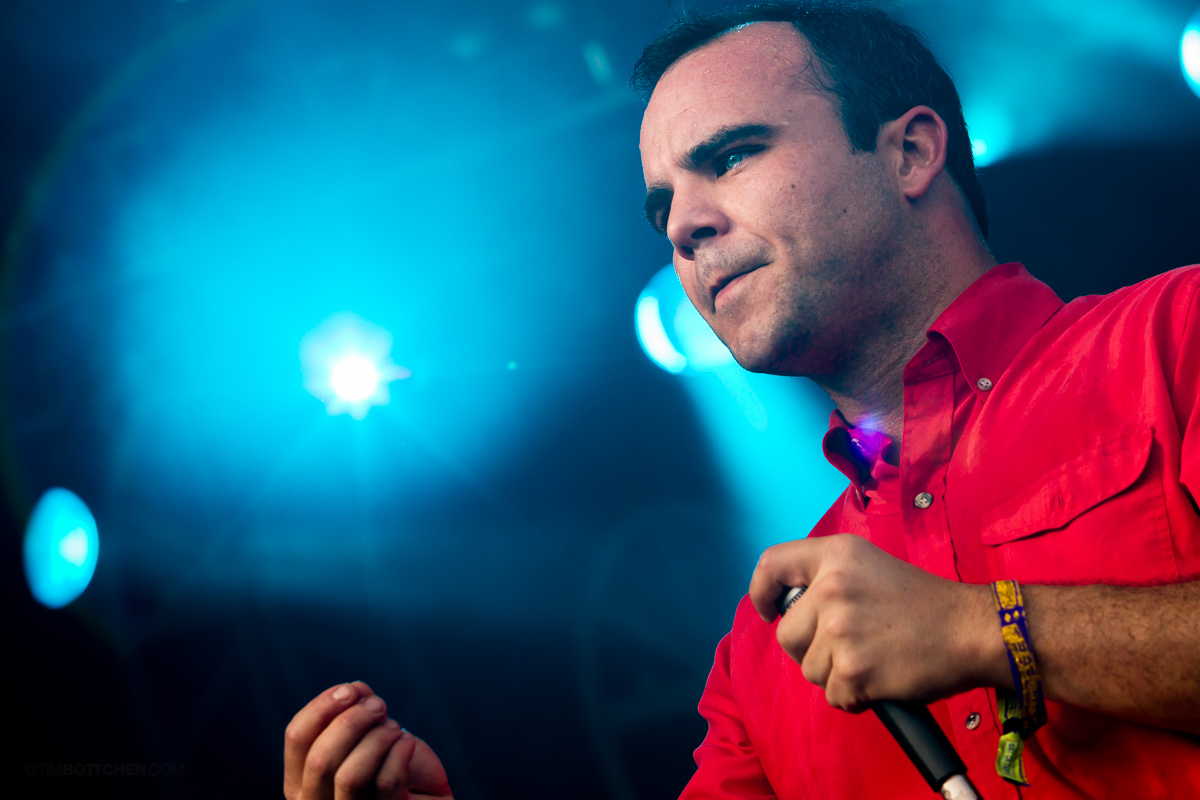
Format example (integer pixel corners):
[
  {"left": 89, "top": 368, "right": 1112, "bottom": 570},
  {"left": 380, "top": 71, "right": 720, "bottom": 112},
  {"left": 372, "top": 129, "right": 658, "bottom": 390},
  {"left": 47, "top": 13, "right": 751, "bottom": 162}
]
[{"left": 679, "top": 633, "right": 778, "bottom": 800}]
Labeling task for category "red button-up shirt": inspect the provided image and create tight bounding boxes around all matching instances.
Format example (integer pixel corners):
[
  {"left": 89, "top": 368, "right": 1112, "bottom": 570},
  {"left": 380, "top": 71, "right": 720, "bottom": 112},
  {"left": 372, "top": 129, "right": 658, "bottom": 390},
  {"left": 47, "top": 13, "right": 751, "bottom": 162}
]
[{"left": 681, "top": 263, "right": 1200, "bottom": 799}]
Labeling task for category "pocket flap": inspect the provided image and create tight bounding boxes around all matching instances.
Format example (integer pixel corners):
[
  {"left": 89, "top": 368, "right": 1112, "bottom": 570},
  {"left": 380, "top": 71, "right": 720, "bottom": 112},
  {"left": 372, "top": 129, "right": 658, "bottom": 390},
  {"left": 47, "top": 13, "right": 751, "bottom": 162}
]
[{"left": 979, "top": 428, "right": 1153, "bottom": 546}]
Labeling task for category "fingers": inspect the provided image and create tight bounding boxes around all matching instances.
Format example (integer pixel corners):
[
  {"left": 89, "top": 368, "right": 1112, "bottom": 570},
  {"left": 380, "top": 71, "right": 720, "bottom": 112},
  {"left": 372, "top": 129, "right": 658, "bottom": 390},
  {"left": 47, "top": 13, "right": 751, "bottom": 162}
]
[
  {"left": 377, "top": 731, "right": 453, "bottom": 800},
  {"left": 300, "top": 692, "right": 392, "bottom": 800},
  {"left": 822, "top": 635, "right": 877, "bottom": 714},
  {"left": 787, "top": 620, "right": 876, "bottom": 714},
  {"left": 778, "top": 593, "right": 820, "bottom": 676},
  {"left": 749, "top": 537, "right": 827, "bottom": 622},
  {"left": 758, "top": 533, "right": 986, "bottom": 711},
  {"left": 767, "top": 538, "right": 876, "bottom": 712},
  {"left": 408, "top": 736, "right": 453, "bottom": 797},
  {"left": 375, "top": 732, "right": 416, "bottom": 800},
  {"left": 802, "top": 628, "right": 871, "bottom": 713},
  {"left": 285, "top": 682, "right": 376, "bottom": 799},
  {"left": 333, "top": 718, "right": 406, "bottom": 800}
]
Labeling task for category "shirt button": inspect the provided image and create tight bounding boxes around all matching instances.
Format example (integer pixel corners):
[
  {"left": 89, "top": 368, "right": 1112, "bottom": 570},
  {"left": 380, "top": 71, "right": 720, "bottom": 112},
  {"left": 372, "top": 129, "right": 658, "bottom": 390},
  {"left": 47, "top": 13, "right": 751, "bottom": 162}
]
[
  {"left": 913, "top": 492, "right": 934, "bottom": 509},
  {"left": 976, "top": 377, "right": 994, "bottom": 391},
  {"left": 966, "top": 712, "right": 981, "bottom": 730}
]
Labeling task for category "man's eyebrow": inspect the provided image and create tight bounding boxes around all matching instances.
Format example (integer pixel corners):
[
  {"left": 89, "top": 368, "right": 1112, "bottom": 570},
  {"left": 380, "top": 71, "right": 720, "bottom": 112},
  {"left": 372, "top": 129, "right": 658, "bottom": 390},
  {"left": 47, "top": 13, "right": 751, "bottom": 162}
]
[{"left": 681, "top": 123, "right": 773, "bottom": 171}]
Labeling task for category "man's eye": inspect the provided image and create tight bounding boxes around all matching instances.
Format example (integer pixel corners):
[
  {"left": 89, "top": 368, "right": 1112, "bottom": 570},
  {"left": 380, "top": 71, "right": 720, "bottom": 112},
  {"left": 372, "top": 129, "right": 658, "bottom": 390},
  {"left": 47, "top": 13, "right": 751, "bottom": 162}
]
[
  {"left": 714, "top": 146, "right": 762, "bottom": 177},
  {"left": 715, "top": 153, "right": 744, "bottom": 173},
  {"left": 651, "top": 207, "right": 669, "bottom": 235}
]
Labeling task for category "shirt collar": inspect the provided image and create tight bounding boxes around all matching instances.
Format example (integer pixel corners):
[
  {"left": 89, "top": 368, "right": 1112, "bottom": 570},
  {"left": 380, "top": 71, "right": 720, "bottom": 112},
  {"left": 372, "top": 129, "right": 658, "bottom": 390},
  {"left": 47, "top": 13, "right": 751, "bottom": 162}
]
[
  {"left": 822, "top": 411, "right": 894, "bottom": 506},
  {"left": 822, "top": 263, "right": 1063, "bottom": 497},
  {"left": 907, "top": 262, "right": 1064, "bottom": 396}
]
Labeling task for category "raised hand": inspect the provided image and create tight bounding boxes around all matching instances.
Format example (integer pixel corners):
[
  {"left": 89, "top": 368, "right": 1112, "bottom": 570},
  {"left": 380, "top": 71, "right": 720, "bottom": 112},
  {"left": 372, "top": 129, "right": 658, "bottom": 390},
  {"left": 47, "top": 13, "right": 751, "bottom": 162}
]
[{"left": 284, "top": 681, "right": 453, "bottom": 800}]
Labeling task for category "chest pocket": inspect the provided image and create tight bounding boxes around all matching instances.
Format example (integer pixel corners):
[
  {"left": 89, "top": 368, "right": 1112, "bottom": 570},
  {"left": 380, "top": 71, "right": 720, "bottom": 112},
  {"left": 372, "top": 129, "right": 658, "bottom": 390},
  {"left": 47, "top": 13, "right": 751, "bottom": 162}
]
[{"left": 978, "top": 427, "right": 1178, "bottom": 585}]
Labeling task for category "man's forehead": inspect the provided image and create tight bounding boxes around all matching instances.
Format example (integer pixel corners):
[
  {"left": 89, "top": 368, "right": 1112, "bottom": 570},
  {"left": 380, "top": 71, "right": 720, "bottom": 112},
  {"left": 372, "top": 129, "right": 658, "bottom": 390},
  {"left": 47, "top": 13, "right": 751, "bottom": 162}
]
[
  {"left": 639, "top": 22, "right": 817, "bottom": 155},
  {"left": 665, "top": 21, "right": 812, "bottom": 79}
]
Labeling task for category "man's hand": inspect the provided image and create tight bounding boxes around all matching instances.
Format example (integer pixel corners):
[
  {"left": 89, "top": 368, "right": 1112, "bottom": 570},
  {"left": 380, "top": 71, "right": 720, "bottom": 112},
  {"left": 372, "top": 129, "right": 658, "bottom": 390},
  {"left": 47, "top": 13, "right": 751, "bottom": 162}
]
[
  {"left": 748, "top": 534, "right": 1007, "bottom": 712},
  {"left": 284, "top": 681, "right": 453, "bottom": 800}
]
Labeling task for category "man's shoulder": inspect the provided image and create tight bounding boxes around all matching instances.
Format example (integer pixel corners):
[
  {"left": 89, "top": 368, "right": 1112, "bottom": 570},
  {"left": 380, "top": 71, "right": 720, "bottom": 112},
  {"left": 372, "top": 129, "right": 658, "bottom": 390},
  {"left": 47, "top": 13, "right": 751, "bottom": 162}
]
[
  {"left": 1036, "top": 264, "right": 1200, "bottom": 349},
  {"left": 1066, "top": 264, "right": 1200, "bottom": 318}
]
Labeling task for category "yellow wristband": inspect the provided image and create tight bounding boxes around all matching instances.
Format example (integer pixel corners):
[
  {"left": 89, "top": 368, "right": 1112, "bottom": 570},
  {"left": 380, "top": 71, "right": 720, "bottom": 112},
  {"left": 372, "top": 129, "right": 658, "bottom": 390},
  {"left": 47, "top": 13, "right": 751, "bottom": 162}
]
[{"left": 990, "top": 580, "right": 1045, "bottom": 786}]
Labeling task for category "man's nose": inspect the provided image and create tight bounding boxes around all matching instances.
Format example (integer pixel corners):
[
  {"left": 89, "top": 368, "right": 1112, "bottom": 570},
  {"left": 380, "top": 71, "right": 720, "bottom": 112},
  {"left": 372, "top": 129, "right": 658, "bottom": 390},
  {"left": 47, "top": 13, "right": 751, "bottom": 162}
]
[{"left": 666, "top": 191, "right": 730, "bottom": 260}]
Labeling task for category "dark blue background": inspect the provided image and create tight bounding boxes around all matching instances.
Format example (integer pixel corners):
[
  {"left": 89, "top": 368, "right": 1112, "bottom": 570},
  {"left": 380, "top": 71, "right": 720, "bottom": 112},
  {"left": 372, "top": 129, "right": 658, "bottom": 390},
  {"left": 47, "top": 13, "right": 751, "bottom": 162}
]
[{"left": 4, "top": 1, "right": 1199, "bottom": 798}]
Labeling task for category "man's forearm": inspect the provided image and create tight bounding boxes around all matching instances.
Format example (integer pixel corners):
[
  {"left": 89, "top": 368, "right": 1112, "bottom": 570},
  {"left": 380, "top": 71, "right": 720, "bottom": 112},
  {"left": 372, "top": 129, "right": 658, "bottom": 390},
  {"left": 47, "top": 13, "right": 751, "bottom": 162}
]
[
  {"left": 1010, "top": 581, "right": 1200, "bottom": 734},
  {"left": 752, "top": 535, "right": 1200, "bottom": 732}
]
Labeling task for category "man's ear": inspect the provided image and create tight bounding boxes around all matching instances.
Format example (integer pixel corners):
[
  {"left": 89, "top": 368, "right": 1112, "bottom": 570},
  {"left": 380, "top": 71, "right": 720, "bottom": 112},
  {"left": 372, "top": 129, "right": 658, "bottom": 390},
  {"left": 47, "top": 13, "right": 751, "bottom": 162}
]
[{"left": 878, "top": 105, "right": 948, "bottom": 202}]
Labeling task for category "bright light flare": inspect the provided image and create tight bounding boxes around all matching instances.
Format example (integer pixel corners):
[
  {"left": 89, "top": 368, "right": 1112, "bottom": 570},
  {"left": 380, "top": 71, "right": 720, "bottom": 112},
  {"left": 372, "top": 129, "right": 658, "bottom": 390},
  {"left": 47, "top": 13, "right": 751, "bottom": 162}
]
[
  {"left": 331, "top": 355, "right": 381, "bottom": 402},
  {"left": 635, "top": 264, "right": 734, "bottom": 374},
  {"left": 301, "top": 312, "right": 411, "bottom": 420},
  {"left": 1183, "top": 12, "right": 1200, "bottom": 98},
  {"left": 965, "top": 106, "right": 1014, "bottom": 167},
  {"left": 24, "top": 488, "right": 100, "bottom": 608},
  {"left": 636, "top": 295, "right": 686, "bottom": 373}
]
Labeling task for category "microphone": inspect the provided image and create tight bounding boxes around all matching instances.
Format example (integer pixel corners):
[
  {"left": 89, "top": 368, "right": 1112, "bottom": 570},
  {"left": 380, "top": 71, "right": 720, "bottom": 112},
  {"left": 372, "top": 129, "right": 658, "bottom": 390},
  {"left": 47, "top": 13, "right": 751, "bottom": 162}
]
[{"left": 777, "top": 586, "right": 982, "bottom": 800}]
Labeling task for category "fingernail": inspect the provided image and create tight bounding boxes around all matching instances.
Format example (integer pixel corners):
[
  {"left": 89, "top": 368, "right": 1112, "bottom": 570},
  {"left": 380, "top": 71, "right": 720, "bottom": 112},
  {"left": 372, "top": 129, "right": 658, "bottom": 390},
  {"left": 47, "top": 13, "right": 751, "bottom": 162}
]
[
  {"left": 363, "top": 696, "right": 386, "bottom": 714},
  {"left": 384, "top": 718, "right": 400, "bottom": 729},
  {"left": 332, "top": 685, "right": 353, "bottom": 702}
]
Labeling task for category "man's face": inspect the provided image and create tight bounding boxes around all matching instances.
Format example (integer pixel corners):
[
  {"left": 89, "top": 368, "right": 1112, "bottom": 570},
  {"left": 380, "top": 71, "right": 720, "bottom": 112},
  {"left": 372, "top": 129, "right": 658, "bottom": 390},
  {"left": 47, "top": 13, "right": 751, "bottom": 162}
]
[{"left": 639, "top": 23, "right": 904, "bottom": 377}]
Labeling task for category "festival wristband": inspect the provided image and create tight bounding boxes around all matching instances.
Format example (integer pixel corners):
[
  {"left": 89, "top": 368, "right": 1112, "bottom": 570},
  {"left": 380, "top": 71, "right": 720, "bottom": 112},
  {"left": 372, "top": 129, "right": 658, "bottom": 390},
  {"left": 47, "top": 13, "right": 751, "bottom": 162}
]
[
  {"left": 990, "top": 580, "right": 1046, "bottom": 786},
  {"left": 995, "top": 691, "right": 1029, "bottom": 785}
]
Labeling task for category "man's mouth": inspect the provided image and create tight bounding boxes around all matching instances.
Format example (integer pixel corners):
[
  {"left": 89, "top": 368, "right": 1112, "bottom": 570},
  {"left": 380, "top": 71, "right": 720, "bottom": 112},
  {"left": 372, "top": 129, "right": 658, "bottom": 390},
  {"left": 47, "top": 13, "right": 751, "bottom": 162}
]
[{"left": 711, "top": 264, "right": 764, "bottom": 308}]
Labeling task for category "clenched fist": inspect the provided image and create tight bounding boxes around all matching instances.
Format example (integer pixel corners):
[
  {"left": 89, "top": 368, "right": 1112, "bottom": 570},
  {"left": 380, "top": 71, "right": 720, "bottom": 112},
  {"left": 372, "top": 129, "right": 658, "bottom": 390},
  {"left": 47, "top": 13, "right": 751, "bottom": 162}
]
[
  {"left": 284, "top": 681, "right": 453, "bottom": 800},
  {"left": 749, "top": 534, "right": 1007, "bottom": 712}
]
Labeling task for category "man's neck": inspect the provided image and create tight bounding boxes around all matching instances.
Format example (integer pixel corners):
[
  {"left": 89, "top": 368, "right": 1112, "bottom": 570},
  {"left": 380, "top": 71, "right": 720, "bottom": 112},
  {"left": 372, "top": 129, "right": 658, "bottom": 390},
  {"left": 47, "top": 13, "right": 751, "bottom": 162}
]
[{"left": 814, "top": 241, "right": 996, "bottom": 464}]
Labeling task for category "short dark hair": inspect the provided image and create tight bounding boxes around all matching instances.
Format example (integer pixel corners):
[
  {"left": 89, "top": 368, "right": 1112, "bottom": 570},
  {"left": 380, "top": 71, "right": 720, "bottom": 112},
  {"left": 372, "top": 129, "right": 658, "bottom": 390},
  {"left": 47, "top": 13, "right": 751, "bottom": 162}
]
[{"left": 632, "top": 1, "right": 988, "bottom": 239}]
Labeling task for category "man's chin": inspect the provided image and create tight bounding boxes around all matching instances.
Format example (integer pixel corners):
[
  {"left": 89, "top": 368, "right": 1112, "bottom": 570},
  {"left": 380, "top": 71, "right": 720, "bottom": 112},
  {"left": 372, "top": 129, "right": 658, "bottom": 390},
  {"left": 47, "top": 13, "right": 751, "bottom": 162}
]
[
  {"left": 727, "top": 329, "right": 818, "bottom": 377},
  {"left": 729, "top": 345, "right": 803, "bottom": 377}
]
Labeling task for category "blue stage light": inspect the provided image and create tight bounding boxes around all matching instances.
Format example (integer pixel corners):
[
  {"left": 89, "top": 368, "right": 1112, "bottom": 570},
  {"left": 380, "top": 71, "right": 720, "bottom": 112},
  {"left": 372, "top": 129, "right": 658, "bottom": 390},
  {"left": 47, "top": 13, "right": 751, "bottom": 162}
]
[
  {"left": 300, "top": 312, "right": 411, "bottom": 420},
  {"left": 24, "top": 488, "right": 100, "bottom": 608},
  {"left": 636, "top": 295, "right": 687, "bottom": 373},
  {"left": 1183, "top": 9, "right": 1200, "bottom": 98},
  {"left": 635, "top": 267, "right": 847, "bottom": 552},
  {"left": 965, "top": 106, "right": 1013, "bottom": 167},
  {"left": 636, "top": 264, "right": 734, "bottom": 374},
  {"left": 331, "top": 354, "right": 381, "bottom": 402}
]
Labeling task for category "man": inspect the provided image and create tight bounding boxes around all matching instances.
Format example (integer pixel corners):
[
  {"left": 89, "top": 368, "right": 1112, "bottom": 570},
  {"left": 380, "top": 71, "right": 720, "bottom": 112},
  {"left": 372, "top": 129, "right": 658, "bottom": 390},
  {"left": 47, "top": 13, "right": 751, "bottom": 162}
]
[{"left": 283, "top": 3, "right": 1200, "bottom": 798}]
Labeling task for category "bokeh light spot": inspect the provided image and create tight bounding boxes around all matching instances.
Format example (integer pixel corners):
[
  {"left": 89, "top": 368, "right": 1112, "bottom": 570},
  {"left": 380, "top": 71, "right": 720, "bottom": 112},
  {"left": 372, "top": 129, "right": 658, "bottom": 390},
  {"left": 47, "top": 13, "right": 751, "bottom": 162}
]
[
  {"left": 1183, "top": 13, "right": 1200, "bottom": 97},
  {"left": 24, "top": 488, "right": 100, "bottom": 608},
  {"left": 636, "top": 265, "right": 733, "bottom": 374},
  {"left": 528, "top": 1, "right": 565, "bottom": 29},
  {"left": 301, "top": 312, "right": 411, "bottom": 420},
  {"left": 582, "top": 42, "right": 613, "bottom": 86},
  {"left": 331, "top": 355, "right": 381, "bottom": 402},
  {"left": 674, "top": 297, "right": 734, "bottom": 371},
  {"left": 965, "top": 106, "right": 1014, "bottom": 167},
  {"left": 57, "top": 528, "right": 91, "bottom": 567},
  {"left": 636, "top": 294, "right": 687, "bottom": 373}
]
